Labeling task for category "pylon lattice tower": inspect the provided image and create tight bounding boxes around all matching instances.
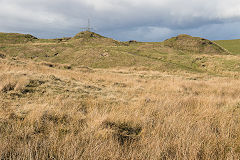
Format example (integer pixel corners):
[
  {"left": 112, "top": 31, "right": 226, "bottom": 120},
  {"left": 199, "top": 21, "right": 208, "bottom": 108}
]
[{"left": 80, "top": 19, "right": 93, "bottom": 32}]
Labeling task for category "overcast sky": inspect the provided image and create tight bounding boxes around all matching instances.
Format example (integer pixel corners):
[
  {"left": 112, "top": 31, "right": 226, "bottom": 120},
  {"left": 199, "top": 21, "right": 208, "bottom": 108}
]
[{"left": 0, "top": 0, "right": 240, "bottom": 41}]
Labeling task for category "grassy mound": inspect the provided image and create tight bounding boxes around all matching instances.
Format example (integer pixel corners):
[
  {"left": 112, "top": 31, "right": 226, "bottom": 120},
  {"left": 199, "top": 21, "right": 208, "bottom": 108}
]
[
  {"left": 0, "top": 33, "right": 37, "bottom": 44},
  {"left": 72, "top": 31, "right": 105, "bottom": 40},
  {"left": 164, "top": 34, "right": 229, "bottom": 54},
  {"left": 71, "top": 31, "right": 123, "bottom": 46}
]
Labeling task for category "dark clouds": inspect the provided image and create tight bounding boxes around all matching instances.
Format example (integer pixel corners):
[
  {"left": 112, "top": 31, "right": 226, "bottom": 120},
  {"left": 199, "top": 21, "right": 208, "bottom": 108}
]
[{"left": 0, "top": 0, "right": 240, "bottom": 41}]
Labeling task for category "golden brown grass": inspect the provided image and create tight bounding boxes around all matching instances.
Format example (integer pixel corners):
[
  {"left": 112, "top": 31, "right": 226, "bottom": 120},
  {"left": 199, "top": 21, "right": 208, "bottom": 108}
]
[
  {"left": 0, "top": 57, "right": 240, "bottom": 159},
  {"left": 0, "top": 73, "right": 30, "bottom": 93}
]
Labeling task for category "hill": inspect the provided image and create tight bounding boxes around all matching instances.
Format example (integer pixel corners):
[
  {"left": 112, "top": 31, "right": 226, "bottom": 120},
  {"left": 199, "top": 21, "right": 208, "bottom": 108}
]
[
  {"left": 164, "top": 34, "right": 229, "bottom": 54},
  {"left": 0, "top": 32, "right": 38, "bottom": 44},
  {"left": 73, "top": 31, "right": 105, "bottom": 39},
  {"left": 0, "top": 31, "right": 239, "bottom": 76}
]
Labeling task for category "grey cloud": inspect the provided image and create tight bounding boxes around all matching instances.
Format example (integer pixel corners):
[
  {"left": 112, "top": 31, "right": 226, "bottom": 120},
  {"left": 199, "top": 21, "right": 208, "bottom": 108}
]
[{"left": 0, "top": 0, "right": 240, "bottom": 41}]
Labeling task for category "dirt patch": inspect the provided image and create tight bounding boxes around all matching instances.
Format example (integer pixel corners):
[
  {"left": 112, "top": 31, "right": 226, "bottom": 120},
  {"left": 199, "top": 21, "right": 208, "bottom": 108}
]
[
  {"left": 100, "top": 52, "right": 109, "bottom": 57},
  {"left": 102, "top": 120, "right": 142, "bottom": 145},
  {"left": 41, "top": 62, "right": 56, "bottom": 68},
  {"left": 0, "top": 53, "right": 6, "bottom": 59},
  {"left": 113, "top": 82, "right": 127, "bottom": 88},
  {"left": 40, "top": 62, "right": 72, "bottom": 70},
  {"left": 54, "top": 37, "right": 71, "bottom": 43}
]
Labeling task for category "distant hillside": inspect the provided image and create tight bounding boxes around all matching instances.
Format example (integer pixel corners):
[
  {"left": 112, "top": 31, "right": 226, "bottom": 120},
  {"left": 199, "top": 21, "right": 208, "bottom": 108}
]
[
  {"left": 164, "top": 34, "right": 229, "bottom": 54},
  {"left": 0, "top": 32, "right": 38, "bottom": 44},
  {"left": 1, "top": 31, "right": 240, "bottom": 75},
  {"left": 214, "top": 39, "right": 240, "bottom": 55}
]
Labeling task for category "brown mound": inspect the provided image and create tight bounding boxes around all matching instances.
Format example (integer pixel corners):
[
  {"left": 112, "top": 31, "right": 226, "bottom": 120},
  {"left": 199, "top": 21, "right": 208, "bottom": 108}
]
[{"left": 164, "top": 34, "right": 230, "bottom": 54}]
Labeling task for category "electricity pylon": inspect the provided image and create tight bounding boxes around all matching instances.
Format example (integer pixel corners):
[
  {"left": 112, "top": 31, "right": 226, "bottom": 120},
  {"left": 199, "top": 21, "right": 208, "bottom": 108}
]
[{"left": 80, "top": 19, "right": 93, "bottom": 32}]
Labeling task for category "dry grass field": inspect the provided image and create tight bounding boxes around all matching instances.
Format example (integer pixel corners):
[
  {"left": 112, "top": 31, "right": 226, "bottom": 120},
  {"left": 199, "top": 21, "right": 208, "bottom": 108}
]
[{"left": 1, "top": 32, "right": 240, "bottom": 159}]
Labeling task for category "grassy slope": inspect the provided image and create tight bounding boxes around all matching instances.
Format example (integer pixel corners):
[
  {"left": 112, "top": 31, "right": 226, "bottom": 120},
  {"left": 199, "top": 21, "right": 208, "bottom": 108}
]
[
  {"left": 1, "top": 55, "right": 240, "bottom": 159},
  {"left": 0, "top": 32, "right": 37, "bottom": 44},
  {"left": 215, "top": 39, "right": 240, "bottom": 55}
]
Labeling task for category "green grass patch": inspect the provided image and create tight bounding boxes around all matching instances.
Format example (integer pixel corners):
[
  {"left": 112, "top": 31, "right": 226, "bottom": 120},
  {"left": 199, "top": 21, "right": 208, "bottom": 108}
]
[{"left": 214, "top": 39, "right": 240, "bottom": 55}]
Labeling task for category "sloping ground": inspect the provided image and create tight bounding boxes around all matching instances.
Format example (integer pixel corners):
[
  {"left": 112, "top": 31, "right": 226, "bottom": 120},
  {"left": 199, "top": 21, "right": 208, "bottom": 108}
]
[
  {"left": 1, "top": 57, "right": 240, "bottom": 159},
  {"left": 215, "top": 39, "right": 240, "bottom": 55},
  {"left": 0, "top": 31, "right": 167, "bottom": 70},
  {"left": 0, "top": 31, "right": 240, "bottom": 76},
  {"left": 164, "top": 34, "right": 229, "bottom": 54},
  {"left": 0, "top": 32, "right": 38, "bottom": 44}
]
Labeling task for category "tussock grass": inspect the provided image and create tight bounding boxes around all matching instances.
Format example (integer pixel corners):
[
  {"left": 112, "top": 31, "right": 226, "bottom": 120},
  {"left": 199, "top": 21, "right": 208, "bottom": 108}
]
[
  {"left": 0, "top": 73, "right": 30, "bottom": 93},
  {"left": 1, "top": 58, "right": 240, "bottom": 159}
]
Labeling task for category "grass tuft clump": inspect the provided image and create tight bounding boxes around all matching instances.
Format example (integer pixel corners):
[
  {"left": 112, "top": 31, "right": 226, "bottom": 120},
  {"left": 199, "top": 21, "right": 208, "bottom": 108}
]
[
  {"left": 0, "top": 73, "right": 44, "bottom": 94},
  {"left": 0, "top": 74, "right": 29, "bottom": 93}
]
